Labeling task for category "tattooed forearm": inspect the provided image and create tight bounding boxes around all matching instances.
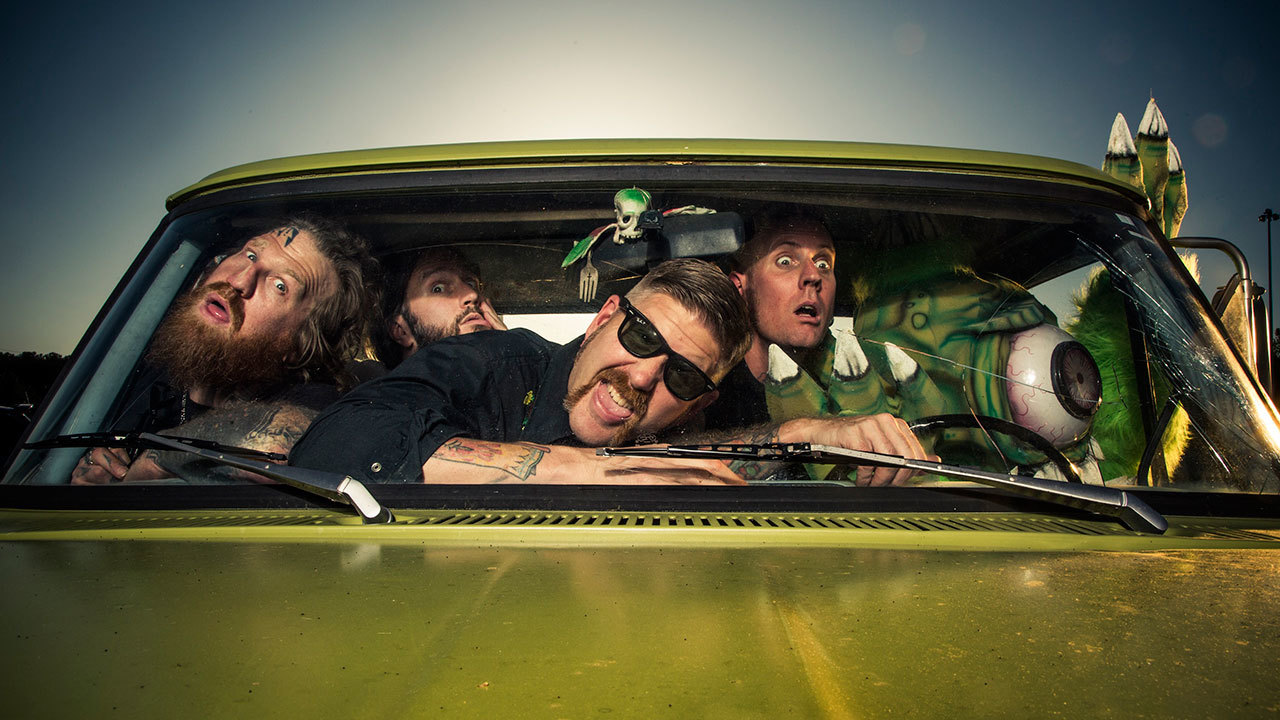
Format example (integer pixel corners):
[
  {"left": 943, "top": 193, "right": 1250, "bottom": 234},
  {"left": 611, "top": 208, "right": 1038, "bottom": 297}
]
[
  {"left": 171, "top": 401, "right": 317, "bottom": 455},
  {"left": 432, "top": 438, "right": 552, "bottom": 482},
  {"left": 722, "top": 425, "right": 784, "bottom": 482},
  {"left": 126, "top": 401, "right": 319, "bottom": 483}
]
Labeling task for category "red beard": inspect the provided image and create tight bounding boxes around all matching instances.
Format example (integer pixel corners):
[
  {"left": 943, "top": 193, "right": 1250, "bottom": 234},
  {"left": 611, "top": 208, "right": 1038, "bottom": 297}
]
[{"left": 147, "top": 282, "right": 296, "bottom": 396}]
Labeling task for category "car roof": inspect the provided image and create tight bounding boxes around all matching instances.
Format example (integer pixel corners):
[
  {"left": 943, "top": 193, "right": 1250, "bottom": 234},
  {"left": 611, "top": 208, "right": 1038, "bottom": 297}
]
[{"left": 167, "top": 138, "right": 1145, "bottom": 210}]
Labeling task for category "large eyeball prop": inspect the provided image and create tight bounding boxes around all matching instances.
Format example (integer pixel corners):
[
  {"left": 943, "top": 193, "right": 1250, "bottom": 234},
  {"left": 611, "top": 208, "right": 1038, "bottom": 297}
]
[{"left": 1004, "top": 325, "right": 1101, "bottom": 448}]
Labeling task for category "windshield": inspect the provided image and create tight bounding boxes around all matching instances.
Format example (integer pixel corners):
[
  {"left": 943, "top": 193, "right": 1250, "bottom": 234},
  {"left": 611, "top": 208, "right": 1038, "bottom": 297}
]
[{"left": 8, "top": 164, "right": 1280, "bottom": 495}]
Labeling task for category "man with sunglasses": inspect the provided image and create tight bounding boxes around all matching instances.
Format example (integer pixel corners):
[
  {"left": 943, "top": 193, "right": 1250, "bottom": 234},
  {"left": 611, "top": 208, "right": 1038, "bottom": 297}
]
[{"left": 292, "top": 258, "right": 931, "bottom": 486}]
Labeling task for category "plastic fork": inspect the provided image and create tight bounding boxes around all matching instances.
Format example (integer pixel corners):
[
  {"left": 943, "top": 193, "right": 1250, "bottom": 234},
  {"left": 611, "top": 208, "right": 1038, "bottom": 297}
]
[{"left": 579, "top": 250, "right": 599, "bottom": 303}]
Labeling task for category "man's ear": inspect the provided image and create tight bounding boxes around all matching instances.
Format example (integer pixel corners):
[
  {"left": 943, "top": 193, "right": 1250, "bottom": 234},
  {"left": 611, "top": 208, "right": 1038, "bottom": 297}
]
[
  {"left": 388, "top": 316, "right": 416, "bottom": 350},
  {"left": 729, "top": 271, "right": 747, "bottom": 296},
  {"left": 584, "top": 295, "right": 622, "bottom": 337}
]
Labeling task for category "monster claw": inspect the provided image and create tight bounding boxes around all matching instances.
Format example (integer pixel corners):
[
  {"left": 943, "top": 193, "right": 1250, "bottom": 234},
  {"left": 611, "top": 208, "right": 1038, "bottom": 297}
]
[
  {"left": 884, "top": 343, "right": 919, "bottom": 383},
  {"left": 765, "top": 343, "right": 828, "bottom": 420},
  {"left": 767, "top": 344, "right": 801, "bottom": 383},
  {"left": 831, "top": 329, "right": 870, "bottom": 381}
]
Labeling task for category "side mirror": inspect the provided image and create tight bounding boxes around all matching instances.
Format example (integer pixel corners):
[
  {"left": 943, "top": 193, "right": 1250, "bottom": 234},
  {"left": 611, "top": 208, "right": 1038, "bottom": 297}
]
[{"left": 1173, "top": 237, "right": 1273, "bottom": 394}]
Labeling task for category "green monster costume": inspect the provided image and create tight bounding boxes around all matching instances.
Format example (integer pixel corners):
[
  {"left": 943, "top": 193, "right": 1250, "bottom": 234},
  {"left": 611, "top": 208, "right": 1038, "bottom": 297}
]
[
  {"left": 765, "top": 266, "right": 1103, "bottom": 483},
  {"left": 764, "top": 98, "right": 1191, "bottom": 486}
]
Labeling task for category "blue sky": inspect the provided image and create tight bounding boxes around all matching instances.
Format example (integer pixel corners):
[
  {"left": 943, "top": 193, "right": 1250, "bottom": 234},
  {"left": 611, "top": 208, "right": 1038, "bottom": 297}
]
[{"left": 1, "top": 0, "right": 1275, "bottom": 353}]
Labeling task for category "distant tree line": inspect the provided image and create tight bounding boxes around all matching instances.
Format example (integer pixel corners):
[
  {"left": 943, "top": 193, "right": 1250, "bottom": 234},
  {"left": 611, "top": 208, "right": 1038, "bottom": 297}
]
[
  {"left": 2, "top": 351, "right": 67, "bottom": 457},
  {"left": 1, "top": 351, "right": 67, "bottom": 408}
]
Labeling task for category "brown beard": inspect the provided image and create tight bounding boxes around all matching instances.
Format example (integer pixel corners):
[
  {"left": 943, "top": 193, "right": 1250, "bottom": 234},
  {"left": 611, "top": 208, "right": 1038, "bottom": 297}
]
[
  {"left": 404, "top": 304, "right": 489, "bottom": 349},
  {"left": 147, "top": 282, "right": 296, "bottom": 396},
  {"left": 563, "top": 366, "right": 651, "bottom": 446}
]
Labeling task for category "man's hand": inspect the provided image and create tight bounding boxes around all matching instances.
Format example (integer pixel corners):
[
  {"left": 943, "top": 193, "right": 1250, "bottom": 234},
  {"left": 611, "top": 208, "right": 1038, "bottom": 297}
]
[
  {"left": 71, "top": 447, "right": 134, "bottom": 484},
  {"left": 780, "top": 414, "right": 937, "bottom": 486},
  {"left": 479, "top": 299, "right": 507, "bottom": 331}
]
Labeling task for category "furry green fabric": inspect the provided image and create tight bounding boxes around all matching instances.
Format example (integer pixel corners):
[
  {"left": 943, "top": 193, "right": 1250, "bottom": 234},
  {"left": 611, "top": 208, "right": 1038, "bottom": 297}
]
[{"left": 1065, "top": 266, "right": 1191, "bottom": 480}]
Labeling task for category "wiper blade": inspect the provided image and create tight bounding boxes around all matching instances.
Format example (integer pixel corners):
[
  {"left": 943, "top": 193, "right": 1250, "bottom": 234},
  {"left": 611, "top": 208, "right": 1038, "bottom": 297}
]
[
  {"left": 599, "top": 442, "right": 1168, "bottom": 534},
  {"left": 27, "top": 432, "right": 393, "bottom": 524},
  {"left": 25, "top": 431, "right": 288, "bottom": 463},
  {"left": 137, "top": 434, "right": 394, "bottom": 524}
]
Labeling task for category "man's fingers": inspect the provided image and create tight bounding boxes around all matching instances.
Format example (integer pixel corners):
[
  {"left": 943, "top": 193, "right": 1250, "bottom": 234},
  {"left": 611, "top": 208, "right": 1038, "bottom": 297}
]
[
  {"left": 480, "top": 300, "right": 507, "bottom": 331},
  {"left": 72, "top": 456, "right": 113, "bottom": 485},
  {"left": 72, "top": 447, "right": 133, "bottom": 483},
  {"left": 99, "top": 447, "right": 132, "bottom": 479},
  {"left": 819, "top": 414, "right": 928, "bottom": 487}
]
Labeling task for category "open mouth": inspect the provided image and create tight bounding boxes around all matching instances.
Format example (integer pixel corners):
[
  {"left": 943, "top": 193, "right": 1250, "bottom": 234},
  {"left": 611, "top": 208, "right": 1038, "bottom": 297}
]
[
  {"left": 202, "top": 294, "right": 231, "bottom": 324},
  {"left": 196, "top": 283, "right": 244, "bottom": 331},
  {"left": 590, "top": 369, "right": 650, "bottom": 427},
  {"left": 794, "top": 302, "right": 821, "bottom": 322},
  {"left": 594, "top": 380, "right": 635, "bottom": 423}
]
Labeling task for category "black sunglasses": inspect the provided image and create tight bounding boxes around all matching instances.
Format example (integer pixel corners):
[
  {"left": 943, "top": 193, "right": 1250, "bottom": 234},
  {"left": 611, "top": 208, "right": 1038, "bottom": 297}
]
[{"left": 617, "top": 297, "right": 717, "bottom": 401}]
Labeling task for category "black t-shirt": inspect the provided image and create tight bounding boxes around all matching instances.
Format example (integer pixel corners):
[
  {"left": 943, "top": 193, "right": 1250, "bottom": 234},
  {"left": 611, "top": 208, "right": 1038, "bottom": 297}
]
[
  {"left": 700, "top": 361, "right": 770, "bottom": 433},
  {"left": 291, "top": 329, "right": 579, "bottom": 483}
]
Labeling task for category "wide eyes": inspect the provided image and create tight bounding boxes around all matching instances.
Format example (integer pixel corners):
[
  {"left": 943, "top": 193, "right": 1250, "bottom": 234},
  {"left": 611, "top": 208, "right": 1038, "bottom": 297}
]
[{"left": 773, "top": 254, "right": 833, "bottom": 271}]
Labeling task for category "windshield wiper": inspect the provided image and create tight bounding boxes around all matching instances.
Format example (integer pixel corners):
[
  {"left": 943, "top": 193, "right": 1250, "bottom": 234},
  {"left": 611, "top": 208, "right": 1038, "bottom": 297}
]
[
  {"left": 27, "top": 432, "right": 394, "bottom": 524},
  {"left": 26, "top": 431, "right": 289, "bottom": 462},
  {"left": 599, "top": 442, "right": 1168, "bottom": 534}
]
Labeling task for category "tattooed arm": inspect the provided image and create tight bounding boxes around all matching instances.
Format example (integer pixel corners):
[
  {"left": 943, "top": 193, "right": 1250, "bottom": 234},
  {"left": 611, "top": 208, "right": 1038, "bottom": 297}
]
[
  {"left": 418, "top": 414, "right": 931, "bottom": 486},
  {"left": 120, "top": 401, "right": 320, "bottom": 484},
  {"left": 421, "top": 437, "right": 745, "bottom": 485}
]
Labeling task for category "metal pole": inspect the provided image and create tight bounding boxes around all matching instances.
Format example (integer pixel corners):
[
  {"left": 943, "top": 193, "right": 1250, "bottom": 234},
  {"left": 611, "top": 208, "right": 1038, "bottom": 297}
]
[
  {"left": 1263, "top": 208, "right": 1279, "bottom": 395},
  {"left": 1264, "top": 209, "right": 1278, "bottom": 338}
]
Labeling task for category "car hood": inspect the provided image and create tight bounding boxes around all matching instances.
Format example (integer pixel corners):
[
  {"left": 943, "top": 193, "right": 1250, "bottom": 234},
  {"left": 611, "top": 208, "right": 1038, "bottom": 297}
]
[{"left": 3, "top": 509, "right": 1279, "bottom": 717}]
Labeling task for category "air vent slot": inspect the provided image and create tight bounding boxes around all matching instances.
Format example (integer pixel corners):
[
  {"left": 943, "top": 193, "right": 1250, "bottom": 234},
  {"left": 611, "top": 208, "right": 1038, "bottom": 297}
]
[
  {"left": 4, "top": 511, "right": 1278, "bottom": 544},
  {"left": 411, "top": 512, "right": 1142, "bottom": 536}
]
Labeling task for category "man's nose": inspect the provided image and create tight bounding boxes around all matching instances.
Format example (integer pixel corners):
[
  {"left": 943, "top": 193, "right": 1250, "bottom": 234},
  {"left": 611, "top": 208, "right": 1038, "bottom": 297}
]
[
  {"left": 628, "top": 355, "right": 666, "bottom": 393},
  {"left": 799, "top": 259, "right": 823, "bottom": 288},
  {"left": 226, "top": 265, "right": 258, "bottom": 297},
  {"left": 460, "top": 285, "right": 480, "bottom": 305}
]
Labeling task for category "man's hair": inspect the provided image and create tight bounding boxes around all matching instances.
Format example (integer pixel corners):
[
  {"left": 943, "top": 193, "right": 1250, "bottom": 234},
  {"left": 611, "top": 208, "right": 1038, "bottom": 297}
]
[
  {"left": 728, "top": 211, "right": 832, "bottom": 274},
  {"left": 627, "top": 258, "right": 751, "bottom": 376},
  {"left": 373, "top": 246, "right": 482, "bottom": 367},
  {"left": 284, "top": 214, "right": 380, "bottom": 388}
]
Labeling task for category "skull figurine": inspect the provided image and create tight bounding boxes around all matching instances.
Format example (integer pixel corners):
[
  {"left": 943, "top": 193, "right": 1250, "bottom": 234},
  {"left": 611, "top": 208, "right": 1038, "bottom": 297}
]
[{"left": 613, "top": 188, "right": 652, "bottom": 241}]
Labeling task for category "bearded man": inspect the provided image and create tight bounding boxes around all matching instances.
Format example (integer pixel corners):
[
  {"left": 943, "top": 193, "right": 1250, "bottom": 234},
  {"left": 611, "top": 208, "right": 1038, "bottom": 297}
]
[
  {"left": 376, "top": 247, "right": 505, "bottom": 369},
  {"left": 71, "top": 215, "right": 377, "bottom": 484}
]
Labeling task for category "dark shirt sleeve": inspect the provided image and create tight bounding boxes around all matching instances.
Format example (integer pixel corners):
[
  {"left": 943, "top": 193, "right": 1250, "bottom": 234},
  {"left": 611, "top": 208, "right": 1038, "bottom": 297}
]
[{"left": 290, "top": 331, "right": 550, "bottom": 483}]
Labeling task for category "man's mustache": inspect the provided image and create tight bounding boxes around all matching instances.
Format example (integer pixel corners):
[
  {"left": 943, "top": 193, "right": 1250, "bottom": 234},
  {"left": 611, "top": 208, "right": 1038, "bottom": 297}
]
[{"left": 564, "top": 367, "right": 650, "bottom": 446}]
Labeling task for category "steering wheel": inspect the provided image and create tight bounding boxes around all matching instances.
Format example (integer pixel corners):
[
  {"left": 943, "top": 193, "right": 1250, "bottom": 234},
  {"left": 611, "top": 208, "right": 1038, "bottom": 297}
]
[{"left": 908, "top": 414, "right": 1084, "bottom": 484}]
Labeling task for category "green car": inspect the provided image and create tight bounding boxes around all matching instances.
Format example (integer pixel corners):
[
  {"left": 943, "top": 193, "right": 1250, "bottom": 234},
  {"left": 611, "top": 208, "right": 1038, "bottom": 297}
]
[{"left": 4, "top": 140, "right": 1279, "bottom": 717}]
